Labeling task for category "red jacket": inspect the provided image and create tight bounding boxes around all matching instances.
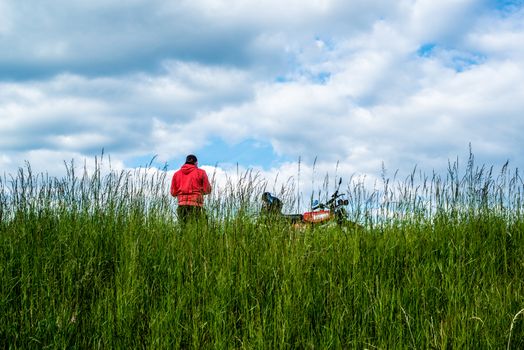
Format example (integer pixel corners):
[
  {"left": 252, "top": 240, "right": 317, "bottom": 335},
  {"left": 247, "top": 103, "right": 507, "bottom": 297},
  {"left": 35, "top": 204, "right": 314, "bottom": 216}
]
[{"left": 170, "top": 164, "right": 211, "bottom": 206}]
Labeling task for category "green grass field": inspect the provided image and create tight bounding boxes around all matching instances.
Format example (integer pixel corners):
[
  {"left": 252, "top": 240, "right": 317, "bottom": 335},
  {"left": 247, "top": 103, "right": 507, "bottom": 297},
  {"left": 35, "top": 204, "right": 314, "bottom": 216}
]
[{"left": 1, "top": 157, "right": 524, "bottom": 349}]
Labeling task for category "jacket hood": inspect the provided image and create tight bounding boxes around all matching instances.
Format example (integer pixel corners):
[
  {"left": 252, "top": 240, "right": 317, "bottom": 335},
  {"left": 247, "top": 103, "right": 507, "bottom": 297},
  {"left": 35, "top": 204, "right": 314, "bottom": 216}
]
[{"left": 180, "top": 163, "right": 197, "bottom": 175}]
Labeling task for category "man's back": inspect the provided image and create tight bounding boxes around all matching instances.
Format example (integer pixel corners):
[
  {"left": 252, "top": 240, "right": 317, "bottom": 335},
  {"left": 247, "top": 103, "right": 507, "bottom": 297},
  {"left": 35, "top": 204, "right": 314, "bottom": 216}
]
[{"left": 171, "top": 162, "right": 211, "bottom": 206}]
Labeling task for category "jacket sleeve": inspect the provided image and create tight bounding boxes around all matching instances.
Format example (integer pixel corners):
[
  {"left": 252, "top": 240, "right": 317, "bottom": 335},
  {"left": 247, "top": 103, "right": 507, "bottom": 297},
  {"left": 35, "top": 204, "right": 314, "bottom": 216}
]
[
  {"left": 201, "top": 170, "right": 212, "bottom": 195},
  {"left": 170, "top": 173, "right": 178, "bottom": 197}
]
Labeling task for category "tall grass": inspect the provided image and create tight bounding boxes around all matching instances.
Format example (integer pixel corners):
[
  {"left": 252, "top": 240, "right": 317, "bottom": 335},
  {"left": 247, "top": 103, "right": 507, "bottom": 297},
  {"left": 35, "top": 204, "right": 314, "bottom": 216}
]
[{"left": 1, "top": 154, "right": 524, "bottom": 348}]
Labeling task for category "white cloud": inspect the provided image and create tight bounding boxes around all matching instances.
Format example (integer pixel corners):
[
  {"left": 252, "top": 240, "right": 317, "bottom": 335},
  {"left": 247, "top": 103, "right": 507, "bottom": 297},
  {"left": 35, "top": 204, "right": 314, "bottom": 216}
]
[
  {"left": 3, "top": 149, "right": 125, "bottom": 178},
  {"left": 0, "top": 62, "right": 253, "bottom": 160},
  {"left": 1, "top": 0, "right": 524, "bottom": 193},
  {"left": 0, "top": 154, "right": 11, "bottom": 169},
  {"left": 467, "top": 7, "right": 524, "bottom": 60},
  {"left": 405, "top": 0, "right": 479, "bottom": 43},
  {"left": 0, "top": 0, "right": 13, "bottom": 34}
]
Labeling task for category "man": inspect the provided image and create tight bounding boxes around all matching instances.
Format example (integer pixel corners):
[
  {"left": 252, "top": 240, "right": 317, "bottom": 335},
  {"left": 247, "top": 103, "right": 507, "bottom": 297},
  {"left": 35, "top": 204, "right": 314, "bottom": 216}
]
[{"left": 170, "top": 154, "right": 212, "bottom": 225}]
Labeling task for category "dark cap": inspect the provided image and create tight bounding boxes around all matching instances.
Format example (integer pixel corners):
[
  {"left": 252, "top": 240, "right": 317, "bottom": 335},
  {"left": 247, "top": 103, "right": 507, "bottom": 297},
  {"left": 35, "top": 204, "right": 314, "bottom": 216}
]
[{"left": 185, "top": 154, "right": 198, "bottom": 164}]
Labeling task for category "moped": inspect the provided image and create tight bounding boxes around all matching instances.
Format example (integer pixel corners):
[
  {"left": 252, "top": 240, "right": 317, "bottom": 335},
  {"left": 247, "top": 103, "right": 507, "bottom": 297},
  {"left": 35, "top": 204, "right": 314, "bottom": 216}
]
[{"left": 261, "top": 179, "right": 360, "bottom": 230}]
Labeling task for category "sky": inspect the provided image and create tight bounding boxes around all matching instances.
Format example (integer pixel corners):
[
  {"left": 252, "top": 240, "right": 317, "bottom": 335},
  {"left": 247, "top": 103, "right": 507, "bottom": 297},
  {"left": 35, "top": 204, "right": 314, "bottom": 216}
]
[{"left": 1, "top": 0, "right": 524, "bottom": 196}]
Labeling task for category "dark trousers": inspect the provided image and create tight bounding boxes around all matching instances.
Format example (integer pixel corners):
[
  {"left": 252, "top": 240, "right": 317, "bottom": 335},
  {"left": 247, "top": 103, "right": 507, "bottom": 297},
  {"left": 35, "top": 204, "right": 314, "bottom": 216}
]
[{"left": 177, "top": 205, "right": 207, "bottom": 226}]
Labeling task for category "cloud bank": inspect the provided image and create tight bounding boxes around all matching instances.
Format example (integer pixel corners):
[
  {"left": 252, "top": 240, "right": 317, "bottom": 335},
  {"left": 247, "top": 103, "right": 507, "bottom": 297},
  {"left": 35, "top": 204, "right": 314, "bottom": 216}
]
[{"left": 1, "top": 0, "right": 523, "bottom": 194}]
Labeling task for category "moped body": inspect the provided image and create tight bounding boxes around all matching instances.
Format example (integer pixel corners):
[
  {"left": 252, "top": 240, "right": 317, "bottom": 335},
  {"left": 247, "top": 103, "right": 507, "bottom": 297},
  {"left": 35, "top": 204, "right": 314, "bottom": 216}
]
[{"left": 261, "top": 179, "right": 355, "bottom": 229}]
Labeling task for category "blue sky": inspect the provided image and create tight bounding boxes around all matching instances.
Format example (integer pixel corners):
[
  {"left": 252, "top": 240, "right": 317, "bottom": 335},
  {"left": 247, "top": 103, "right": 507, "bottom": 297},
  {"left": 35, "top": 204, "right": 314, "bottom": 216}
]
[{"left": 1, "top": 0, "right": 524, "bottom": 190}]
